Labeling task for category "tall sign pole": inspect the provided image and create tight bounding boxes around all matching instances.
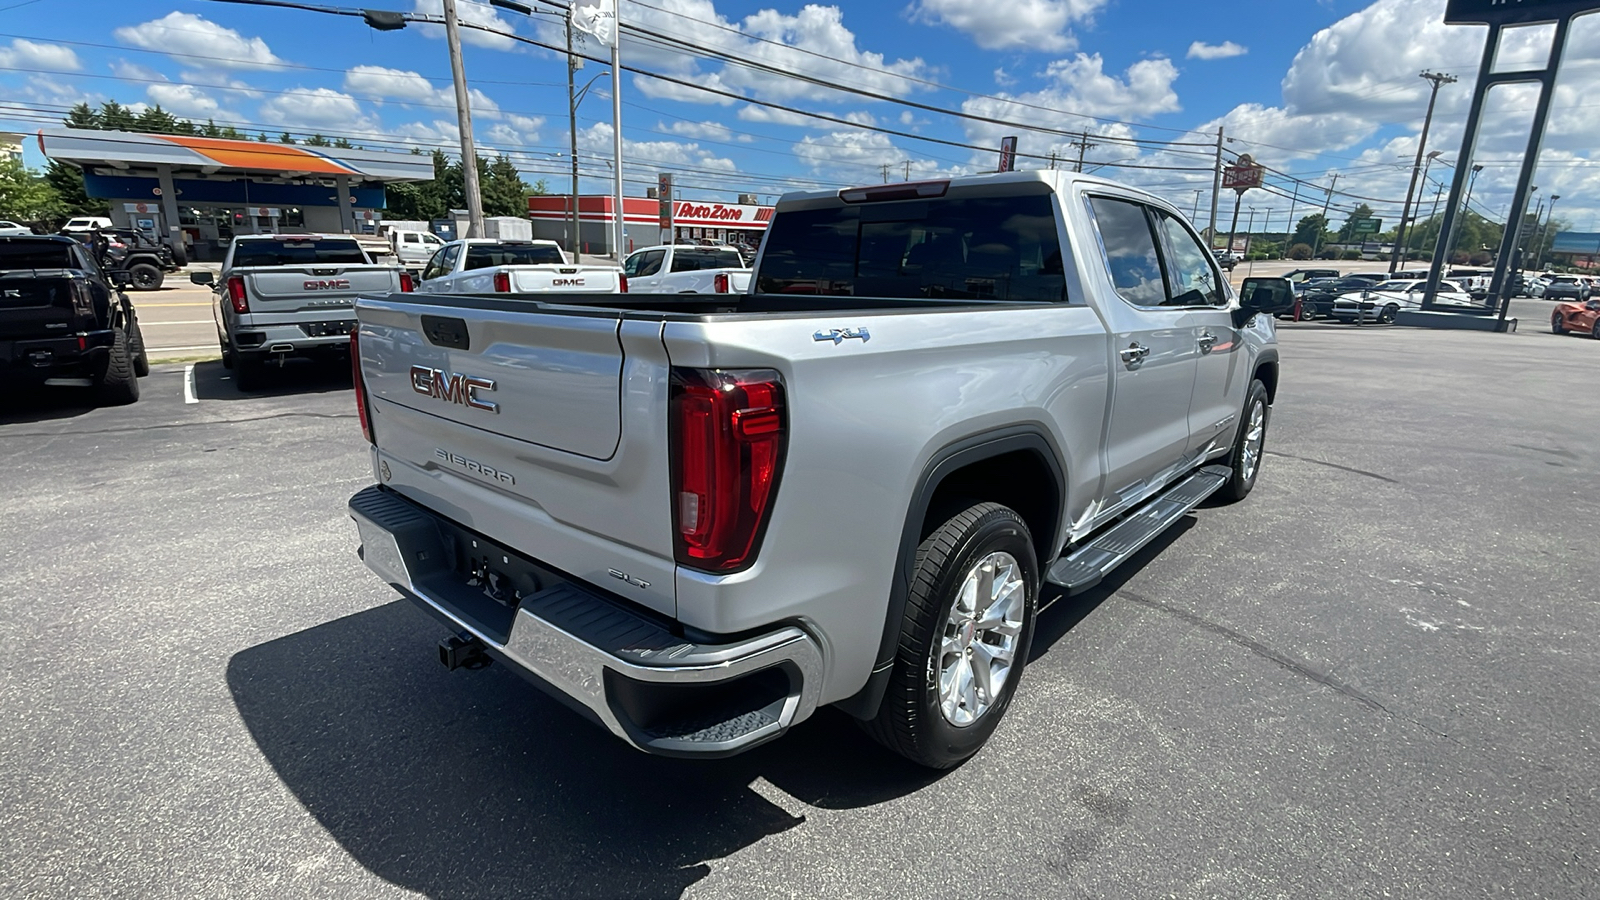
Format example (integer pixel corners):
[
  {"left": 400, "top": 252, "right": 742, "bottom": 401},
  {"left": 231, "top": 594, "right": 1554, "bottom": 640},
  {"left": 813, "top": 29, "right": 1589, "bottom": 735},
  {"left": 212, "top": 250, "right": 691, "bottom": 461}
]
[
  {"left": 1422, "top": 0, "right": 1597, "bottom": 329},
  {"left": 571, "top": 1, "right": 624, "bottom": 260}
]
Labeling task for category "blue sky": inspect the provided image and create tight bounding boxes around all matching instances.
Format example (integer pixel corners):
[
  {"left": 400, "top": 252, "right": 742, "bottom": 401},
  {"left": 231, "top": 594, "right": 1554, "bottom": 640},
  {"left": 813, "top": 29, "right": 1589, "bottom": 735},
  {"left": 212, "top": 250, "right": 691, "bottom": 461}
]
[{"left": 2, "top": 0, "right": 1597, "bottom": 231}]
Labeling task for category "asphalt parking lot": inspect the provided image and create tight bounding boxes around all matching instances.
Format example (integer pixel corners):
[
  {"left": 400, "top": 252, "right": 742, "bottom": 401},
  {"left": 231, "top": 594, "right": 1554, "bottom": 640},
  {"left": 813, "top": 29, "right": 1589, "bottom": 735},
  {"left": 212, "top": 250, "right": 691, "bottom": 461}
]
[{"left": 3, "top": 318, "right": 1598, "bottom": 898}]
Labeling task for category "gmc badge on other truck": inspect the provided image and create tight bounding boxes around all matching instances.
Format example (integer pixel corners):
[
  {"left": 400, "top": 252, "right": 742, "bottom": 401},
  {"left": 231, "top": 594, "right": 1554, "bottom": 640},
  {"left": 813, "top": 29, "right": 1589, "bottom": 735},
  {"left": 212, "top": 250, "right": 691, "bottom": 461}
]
[
  {"left": 303, "top": 279, "right": 351, "bottom": 290},
  {"left": 411, "top": 365, "right": 499, "bottom": 412}
]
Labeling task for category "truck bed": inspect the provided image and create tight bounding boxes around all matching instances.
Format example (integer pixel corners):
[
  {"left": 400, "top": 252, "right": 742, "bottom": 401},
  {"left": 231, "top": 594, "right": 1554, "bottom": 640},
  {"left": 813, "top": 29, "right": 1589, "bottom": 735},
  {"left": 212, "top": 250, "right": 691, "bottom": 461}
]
[{"left": 374, "top": 289, "right": 1026, "bottom": 318}]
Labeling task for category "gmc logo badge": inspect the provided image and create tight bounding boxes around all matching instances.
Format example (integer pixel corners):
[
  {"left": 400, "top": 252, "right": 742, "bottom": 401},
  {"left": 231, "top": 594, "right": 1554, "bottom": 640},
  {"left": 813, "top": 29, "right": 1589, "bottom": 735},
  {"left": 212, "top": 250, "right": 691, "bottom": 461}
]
[
  {"left": 303, "top": 279, "right": 351, "bottom": 290},
  {"left": 410, "top": 365, "right": 498, "bottom": 413},
  {"left": 552, "top": 278, "right": 585, "bottom": 287}
]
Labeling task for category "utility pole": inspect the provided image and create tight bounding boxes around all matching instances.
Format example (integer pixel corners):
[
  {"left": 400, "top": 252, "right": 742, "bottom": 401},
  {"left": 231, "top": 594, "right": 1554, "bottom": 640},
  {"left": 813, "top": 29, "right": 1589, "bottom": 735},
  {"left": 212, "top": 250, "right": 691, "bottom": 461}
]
[
  {"left": 1192, "top": 190, "right": 1202, "bottom": 222},
  {"left": 1445, "top": 164, "right": 1484, "bottom": 265},
  {"left": 566, "top": 11, "right": 579, "bottom": 258},
  {"left": 881, "top": 163, "right": 891, "bottom": 183},
  {"left": 904, "top": 160, "right": 912, "bottom": 180},
  {"left": 1049, "top": 151, "right": 1058, "bottom": 171},
  {"left": 1261, "top": 208, "right": 1273, "bottom": 263},
  {"left": 1245, "top": 206, "right": 1258, "bottom": 256},
  {"left": 1541, "top": 194, "right": 1561, "bottom": 269},
  {"left": 1208, "top": 127, "right": 1224, "bottom": 248},
  {"left": 1070, "top": 132, "right": 1096, "bottom": 173},
  {"left": 443, "top": 0, "right": 484, "bottom": 238},
  {"left": 1313, "top": 173, "right": 1338, "bottom": 259},
  {"left": 1390, "top": 70, "right": 1457, "bottom": 274},
  {"left": 1284, "top": 182, "right": 1300, "bottom": 253}
]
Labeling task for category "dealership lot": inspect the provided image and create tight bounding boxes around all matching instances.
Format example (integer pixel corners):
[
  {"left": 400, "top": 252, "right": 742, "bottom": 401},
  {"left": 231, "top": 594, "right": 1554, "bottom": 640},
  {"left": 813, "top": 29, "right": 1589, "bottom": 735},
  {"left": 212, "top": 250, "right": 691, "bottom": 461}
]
[{"left": 2, "top": 322, "right": 1597, "bottom": 898}]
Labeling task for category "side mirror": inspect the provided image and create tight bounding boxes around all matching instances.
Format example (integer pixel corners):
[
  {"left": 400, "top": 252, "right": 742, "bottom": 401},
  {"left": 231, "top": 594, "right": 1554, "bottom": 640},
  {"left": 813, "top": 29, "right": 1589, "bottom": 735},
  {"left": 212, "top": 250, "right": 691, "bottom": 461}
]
[
  {"left": 189, "top": 271, "right": 215, "bottom": 285},
  {"left": 1236, "top": 277, "right": 1294, "bottom": 326}
]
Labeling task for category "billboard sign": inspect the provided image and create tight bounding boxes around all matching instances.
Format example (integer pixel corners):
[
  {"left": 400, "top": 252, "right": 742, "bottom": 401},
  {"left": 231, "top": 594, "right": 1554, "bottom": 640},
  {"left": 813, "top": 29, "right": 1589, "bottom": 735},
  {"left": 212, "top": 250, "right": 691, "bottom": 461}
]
[
  {"left": 997, "top": 136, "right": 1017, "bottom": 173},
  {"left": 1445, "top": 0, "right": 1600, "bottom": 25},
  {"left": 1222, "top": 154, "right": 1264, "bottom": 192},
  {"left": 1350, "top": 217, "right": 1382, "bottom": 235}
]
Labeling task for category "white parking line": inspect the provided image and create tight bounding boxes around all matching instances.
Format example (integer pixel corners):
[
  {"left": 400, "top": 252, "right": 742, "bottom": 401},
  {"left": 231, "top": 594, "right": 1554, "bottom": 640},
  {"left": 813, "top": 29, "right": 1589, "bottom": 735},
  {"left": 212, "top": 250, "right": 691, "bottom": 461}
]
[
  {"left": 147, "top": 319, "right": 214, "bottom": 325},
  {"left": 183, "top": 365, "right": 198, "bottom": 404},
  {"left": 148, "top": 345, "right": 213, "bottom": 353}
]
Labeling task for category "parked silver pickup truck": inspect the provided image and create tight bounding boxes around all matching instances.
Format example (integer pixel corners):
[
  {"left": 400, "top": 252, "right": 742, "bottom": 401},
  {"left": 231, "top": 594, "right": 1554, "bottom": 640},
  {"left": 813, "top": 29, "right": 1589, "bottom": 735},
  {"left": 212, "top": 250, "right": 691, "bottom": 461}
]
[
  {"left": 191, "top": 234, "right": 410, "bottom": 391},
  {"left": 347, "top": 172, "right": 1292, "bottom": 767}
]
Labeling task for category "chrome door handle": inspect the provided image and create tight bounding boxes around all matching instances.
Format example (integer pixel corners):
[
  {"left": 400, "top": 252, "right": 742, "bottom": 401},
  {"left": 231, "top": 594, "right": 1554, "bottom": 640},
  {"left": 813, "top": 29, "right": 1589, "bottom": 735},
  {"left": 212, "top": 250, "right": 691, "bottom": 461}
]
[
  {"left": 1197, "top": 330, "right": 1218, "bottom": 353},
  {"left": 1120, "top": 343, "right": 1149, "bottom": 366}
]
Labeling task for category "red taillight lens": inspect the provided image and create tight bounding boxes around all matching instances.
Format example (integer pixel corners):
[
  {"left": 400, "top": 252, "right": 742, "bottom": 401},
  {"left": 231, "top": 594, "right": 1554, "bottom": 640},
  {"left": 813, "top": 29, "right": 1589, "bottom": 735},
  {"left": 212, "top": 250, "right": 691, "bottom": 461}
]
[
  {"left": 399, "top": 271, "right": 415, "bottom": 292},
  {"left": 713, "top": 273, "right": 729, "bottom": 293},
  {"left": 670, "top": 368, "right": 785, "bottom": 572},
  {"left": 493, "top": 271, "right": 511, "bottom": 293},
  {"left": 619, "top": 274, "right": 629, "bottom": 293},
  {"left": 226, "top": 275, "right": 248, "bottom": 314},
  {"left": 350, "top": 327, "right": 374, "bottom": 444}
]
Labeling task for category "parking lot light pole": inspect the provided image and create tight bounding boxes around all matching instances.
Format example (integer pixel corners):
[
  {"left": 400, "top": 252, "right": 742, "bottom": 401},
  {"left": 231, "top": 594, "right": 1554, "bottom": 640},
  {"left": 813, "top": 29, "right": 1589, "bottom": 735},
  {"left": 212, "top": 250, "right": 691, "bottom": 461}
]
[
  {"left": 1539, "top": 194, "right": 1561, "bottom": 270},
  {"left": 1391, "top": 71, "right": 1457, "bottom": 275}
]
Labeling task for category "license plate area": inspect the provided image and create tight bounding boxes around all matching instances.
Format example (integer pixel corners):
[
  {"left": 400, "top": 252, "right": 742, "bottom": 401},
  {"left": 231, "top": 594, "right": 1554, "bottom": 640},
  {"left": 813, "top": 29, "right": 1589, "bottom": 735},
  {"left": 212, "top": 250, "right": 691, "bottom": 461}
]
[{"left": 300, "top": 320, "right": 357, "bottom": 338}]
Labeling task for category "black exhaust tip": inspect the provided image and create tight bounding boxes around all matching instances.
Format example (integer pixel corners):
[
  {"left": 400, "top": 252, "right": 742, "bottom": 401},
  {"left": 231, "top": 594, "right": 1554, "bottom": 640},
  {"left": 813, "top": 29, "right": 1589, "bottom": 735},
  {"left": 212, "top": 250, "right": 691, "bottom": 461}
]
[{"left": 439, "top": 633, "right": 492, "bottom": 671}]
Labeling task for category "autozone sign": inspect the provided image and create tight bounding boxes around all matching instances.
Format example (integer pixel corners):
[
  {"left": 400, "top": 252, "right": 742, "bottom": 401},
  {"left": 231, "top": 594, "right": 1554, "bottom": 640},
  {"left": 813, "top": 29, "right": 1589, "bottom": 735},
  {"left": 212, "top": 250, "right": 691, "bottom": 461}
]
[{"left": 675, "top": 202, "right": 746, "bottom": 222}]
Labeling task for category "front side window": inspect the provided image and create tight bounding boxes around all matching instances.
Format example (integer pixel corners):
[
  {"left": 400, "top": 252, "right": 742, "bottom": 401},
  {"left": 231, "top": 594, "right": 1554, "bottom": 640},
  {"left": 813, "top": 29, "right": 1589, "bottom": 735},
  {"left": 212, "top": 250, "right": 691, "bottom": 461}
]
[
  {"left": 1088, "top": 197, "right": 1165, "bottom": 307},
  {"left": 1154, "top": 212, "right": 1224, "bottom": 307},
  {"left": 421, "top": 248, "right": 448, "bottom": 281},
  {"left": 755, "top": 190, "right": 1067, "bottom": 302}
]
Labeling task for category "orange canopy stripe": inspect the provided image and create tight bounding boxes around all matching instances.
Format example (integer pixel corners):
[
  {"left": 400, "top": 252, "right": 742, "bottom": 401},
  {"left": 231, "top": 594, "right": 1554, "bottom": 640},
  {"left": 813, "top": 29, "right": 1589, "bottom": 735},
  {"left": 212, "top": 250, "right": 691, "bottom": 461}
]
[{"left": 154, "top": 135, "right": 356, "bottom": 175}]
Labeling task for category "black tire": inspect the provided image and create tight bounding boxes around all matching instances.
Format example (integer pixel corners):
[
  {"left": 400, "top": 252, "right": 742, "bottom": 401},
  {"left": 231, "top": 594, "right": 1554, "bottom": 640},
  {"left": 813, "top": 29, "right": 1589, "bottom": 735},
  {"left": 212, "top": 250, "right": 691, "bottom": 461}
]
[
  {"left": 1379, "top": 304, "right": 1399, "bottom": 325},
  {"left": 95, "top": 327, "right": 140, "bottom": 405},
  {"left": 1217, "top": 379, "right": 1270, "bottom": 504},
  {"left": 863, "top": 502, "right": 1039, "bottom": 769},
  {"left": 169, "top": 241, "right": 188, "bottom": 268},
  {"left": 1592, "top": 320, "right": 1600, "bottom": 341},
  {"left": 128, "top": 263, "right": 163, "bottom": 291},
  {"left": 1552, "top": 313, "right": 1567, "bottom": 335},
  {"left": 130, "top": 318, "right": 150, "bottom": 377}
]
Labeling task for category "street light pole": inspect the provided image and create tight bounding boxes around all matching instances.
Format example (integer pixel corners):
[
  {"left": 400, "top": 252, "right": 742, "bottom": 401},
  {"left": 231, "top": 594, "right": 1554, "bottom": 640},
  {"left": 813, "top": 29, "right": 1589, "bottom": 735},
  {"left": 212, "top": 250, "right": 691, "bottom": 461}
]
[
  {"left": 1391, "top": 71, "right": 1457, "bottom": 275},
  {"left": 1312, "top": 173, "right": 1338, "bottom": 260},
  {"left": 567, "top": 12, "right": 579, "bottom": 258},
  {"left": 442, "top": 0, "right": 484, "bottom": 238},
  {"left": 1539, "top": 194, "right": 1561, "bottom": 270}
]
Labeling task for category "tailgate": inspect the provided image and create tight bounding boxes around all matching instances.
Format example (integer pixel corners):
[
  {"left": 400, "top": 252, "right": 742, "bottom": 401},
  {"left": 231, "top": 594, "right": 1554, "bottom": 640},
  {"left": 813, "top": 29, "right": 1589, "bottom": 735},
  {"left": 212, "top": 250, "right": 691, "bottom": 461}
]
[
  {"left": 242, "top": 266, "right": 397, "bottom": 311},
  {"left": 508, "top": 266, "right": 621, "bottom": 293},
  {"left": 0, "top": 271, "right": 78, "bottom": 339},
  {"left": 355, "top": 293, "right": 678, "bottom": 616}
]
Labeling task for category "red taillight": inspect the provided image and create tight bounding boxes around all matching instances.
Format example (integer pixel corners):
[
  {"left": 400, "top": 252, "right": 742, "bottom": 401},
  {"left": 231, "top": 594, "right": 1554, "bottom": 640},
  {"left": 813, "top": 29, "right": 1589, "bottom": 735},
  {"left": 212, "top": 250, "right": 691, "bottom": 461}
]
[
  {"left": 399, "top": 271, "right": 415, "bottom": 292},
  {"left": 350, "top": 327, "right": 374, "bottom": 444},
  {"left": 226, "top": 275, "right": 248, "bottom": 314},
  {"left": 619, "top": 274, "right": 629, "bottom": 293},
  {"left": 493, "top": 271, "right": 511, "bottom": 293},
  {"left": 670, "top": 368, "right": 785, "bottom": 572},
  {"left": 714, "top": 273, "right": 729, "bottom": 293}
]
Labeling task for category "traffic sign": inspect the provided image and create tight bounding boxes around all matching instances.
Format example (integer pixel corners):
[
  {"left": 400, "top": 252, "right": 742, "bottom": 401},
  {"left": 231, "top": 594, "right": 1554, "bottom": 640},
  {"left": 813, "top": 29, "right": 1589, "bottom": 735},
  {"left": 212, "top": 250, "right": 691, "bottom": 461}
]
[{"left": 1350, "top": 217, "right": 1382, "bottom": 235}]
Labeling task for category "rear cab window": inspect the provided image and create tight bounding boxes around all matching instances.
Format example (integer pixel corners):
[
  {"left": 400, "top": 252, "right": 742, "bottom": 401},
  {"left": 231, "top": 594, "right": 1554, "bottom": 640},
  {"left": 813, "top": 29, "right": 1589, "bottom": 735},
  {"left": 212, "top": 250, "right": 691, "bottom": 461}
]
[
  {"left": 232, "top": 239, "right": 368, "bottom": 267},
  {"left": 670, "top": 249, "right": 744, "bottom": 272},
  {"left": 755, "top": 184, "right": 1068, "bottom": 302},
  {"left": 463, "top": 244, "right": 565, "bottom": 271}
]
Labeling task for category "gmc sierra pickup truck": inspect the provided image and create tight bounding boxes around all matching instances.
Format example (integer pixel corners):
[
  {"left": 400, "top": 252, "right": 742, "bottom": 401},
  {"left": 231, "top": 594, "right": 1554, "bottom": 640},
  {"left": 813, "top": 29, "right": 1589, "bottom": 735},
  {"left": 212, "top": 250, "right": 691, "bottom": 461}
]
[
  {"left": 347, "top": 172, "right": 1292, "bottom": 767},
  {"left": 416, "top": 239, "right": 622, "bottom": 295},
  {"left": 191, "top": 234, "right": 410, "bottom": 391}
]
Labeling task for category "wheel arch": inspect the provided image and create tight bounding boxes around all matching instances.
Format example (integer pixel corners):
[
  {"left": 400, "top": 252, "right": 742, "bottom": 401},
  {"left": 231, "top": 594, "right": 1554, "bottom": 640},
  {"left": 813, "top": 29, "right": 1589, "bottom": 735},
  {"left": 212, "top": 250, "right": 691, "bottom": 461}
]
[
  {"left": 1252, "top": 352, "right": 1280, "bottom": 405},
  {"left": 833, "top": 425, "right": 1066, "bottom": 720}
]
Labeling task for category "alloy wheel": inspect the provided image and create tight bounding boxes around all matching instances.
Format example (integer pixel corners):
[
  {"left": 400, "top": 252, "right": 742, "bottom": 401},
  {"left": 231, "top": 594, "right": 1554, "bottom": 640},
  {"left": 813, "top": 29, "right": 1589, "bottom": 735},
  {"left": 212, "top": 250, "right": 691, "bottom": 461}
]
[{"left": 938, "top": 552, "right": 1025, "bottom": 727}]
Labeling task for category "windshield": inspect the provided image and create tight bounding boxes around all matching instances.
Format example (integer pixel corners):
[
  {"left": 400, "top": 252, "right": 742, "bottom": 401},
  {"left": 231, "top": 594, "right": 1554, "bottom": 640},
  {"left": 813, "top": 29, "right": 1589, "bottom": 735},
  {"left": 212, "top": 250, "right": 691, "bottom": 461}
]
[
  {"left": 232, "top": 239, "right": 367, "bottom": 267},
  {"left": 463, "top": 244, "right": 565, "bottom": 269},
  {"left": 755, "top": 191, "right": 1066, "bottom": 301}
]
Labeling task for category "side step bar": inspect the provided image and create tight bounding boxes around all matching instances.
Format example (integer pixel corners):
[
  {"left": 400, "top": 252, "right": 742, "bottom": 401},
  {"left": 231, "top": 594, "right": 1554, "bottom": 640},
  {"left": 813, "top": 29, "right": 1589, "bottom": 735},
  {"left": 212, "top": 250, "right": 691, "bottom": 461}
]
[{"left": 1045, "top": 464, "right": 1232, "bottom": 595}]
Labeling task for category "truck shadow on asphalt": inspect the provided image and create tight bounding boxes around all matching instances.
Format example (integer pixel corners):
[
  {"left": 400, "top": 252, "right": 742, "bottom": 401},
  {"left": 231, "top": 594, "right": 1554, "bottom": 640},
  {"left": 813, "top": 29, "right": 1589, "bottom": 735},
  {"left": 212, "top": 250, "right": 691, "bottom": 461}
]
[
  {"left": 0, "top": 392, "right": 99, "bottom": 425},
  {"left": 227, "top": 600, "right": 946, "bottom": 899},
  {"left": 190, "top": 359, "right": 352, "bottom": 401}
]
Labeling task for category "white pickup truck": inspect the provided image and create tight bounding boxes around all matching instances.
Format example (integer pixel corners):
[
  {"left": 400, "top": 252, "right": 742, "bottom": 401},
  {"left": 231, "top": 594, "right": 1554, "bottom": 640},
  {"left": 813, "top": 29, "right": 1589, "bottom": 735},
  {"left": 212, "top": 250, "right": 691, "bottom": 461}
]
[
  {"left": 347, "top": 172, "right": 1292, "bottom": 767},
  {"left": 417, "top": 239, "right": 622, "bottom": 295},
  {"left": 622, "top": 243, "right": 752, "bottom": 294},
  {"left": 389, "top": 229, "right": 444, "bottom": 271},
  {"left": 190, "top": 234, "right": 409, "bottom": 391}
]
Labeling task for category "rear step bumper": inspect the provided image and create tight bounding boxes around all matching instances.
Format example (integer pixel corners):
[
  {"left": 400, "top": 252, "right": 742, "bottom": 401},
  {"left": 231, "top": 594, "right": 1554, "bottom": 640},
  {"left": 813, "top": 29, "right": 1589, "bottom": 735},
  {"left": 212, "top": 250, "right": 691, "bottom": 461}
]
[{"left": 348, "top": 486, "right": 823, "bottom": 758}]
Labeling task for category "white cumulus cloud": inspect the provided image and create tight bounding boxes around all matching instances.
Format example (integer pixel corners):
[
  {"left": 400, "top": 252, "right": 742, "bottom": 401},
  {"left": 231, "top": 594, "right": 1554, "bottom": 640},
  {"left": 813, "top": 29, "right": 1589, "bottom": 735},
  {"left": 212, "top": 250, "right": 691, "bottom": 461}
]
[
  {"left": 0, "top": 39, "right": 81, "bottom": 71},
  {"left": 114, "top": 13, "right": 284, "bottom": 70},
  {"left": 908, "top": 0, "right": 1108, "bottom": 52},
  {"left": 1188, "top": 41, "right": 1248, "bottom": 60},
  {"left": 259, "top": 87, "right": 374, "bottom": 133}
]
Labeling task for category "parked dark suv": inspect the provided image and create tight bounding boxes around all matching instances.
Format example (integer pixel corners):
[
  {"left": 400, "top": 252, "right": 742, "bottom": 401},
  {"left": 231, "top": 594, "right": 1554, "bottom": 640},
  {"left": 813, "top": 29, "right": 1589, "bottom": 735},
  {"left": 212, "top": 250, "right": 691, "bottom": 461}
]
[{"left": 0, "top": 235, "right": 147, "bottom": 404}]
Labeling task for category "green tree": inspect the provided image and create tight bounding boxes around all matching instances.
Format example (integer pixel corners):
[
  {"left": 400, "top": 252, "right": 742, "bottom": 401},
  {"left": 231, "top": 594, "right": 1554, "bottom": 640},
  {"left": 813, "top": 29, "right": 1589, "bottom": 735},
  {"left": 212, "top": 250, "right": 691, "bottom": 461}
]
[
  {"left": 332, "top": 137, "right": 355, "bottom": 149},
  {"left": 1292, "top": 213, "right": 1327, "bottom": 249},
  {"left": 1337, "top": 204, "right": 1375, "bottom": 243},
  {"left": 44, "top": 160, "right": 96, "bottom": 217},
  {"left": 64, "top": 102, "right": 100, "bottom": 129},
  {"left": 278, "top": 132, "right": 297, "bottom": 145},
  {"left": 0, "top": 157, "right": 61, "bottom": 222},
  {"left": 305, "top": 134, "right": 332, "bottom": 147},
  {"left": 481, "top": 155, "right": 529, "bottom": 217},
  {"left": 97, "top": 100, "right": 138, "bottom": 131},
  {"left": 134, "top": 104, "right": 182, "bottom": 135}
]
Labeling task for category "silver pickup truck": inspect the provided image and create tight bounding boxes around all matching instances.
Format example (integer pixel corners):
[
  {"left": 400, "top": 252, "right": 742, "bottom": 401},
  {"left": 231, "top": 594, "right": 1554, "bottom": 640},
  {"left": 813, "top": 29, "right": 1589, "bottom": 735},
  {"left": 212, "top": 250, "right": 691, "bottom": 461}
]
[
  {"left": 347, "top": 171, "right": 1292, "bottom": 767},
  {"left": 192, "top": 234, "right": 409, "bottom": 391}
]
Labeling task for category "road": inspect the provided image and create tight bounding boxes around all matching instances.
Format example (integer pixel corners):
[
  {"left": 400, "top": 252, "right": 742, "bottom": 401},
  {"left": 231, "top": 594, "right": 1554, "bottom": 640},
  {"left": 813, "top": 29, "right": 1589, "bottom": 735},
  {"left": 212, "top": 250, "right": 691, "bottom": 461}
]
[
  {"left": 2, "top": 320, "right": 1598, "bottom": 898},
  {"left": 131, "top": 276, "right": 219, "bottom": 358}
]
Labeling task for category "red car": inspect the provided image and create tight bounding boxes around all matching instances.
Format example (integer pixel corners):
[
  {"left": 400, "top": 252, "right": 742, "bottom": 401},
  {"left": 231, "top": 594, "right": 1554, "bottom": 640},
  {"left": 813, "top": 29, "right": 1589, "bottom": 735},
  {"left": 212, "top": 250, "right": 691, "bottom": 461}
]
[{"left": 1551, "top": 298, "right": 1600, "bottom": 338}]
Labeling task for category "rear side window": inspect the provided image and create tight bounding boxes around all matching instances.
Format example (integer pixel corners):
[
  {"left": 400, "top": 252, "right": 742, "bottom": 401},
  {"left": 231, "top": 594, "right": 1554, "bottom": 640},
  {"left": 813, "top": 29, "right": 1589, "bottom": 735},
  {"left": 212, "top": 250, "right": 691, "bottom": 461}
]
[
  {"left": 232, "top": 239, "right": 368, "bottom": 267},
  {"left": 755, "top": 191, "right": 1067, "bottom": 302},
  {"left": 463, "top": 244, "right": 565, "bottom": 270},
  {"left": 1087, "top": 197, "right": 1165, "bottom": 307}
]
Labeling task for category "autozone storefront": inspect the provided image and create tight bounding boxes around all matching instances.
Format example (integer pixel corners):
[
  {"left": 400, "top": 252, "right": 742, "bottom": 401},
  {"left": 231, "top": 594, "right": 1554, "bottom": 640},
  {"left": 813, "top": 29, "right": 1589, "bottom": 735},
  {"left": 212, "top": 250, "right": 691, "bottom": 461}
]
[{"left": 527, "top": 195, "right": 773, "bottom": 256}]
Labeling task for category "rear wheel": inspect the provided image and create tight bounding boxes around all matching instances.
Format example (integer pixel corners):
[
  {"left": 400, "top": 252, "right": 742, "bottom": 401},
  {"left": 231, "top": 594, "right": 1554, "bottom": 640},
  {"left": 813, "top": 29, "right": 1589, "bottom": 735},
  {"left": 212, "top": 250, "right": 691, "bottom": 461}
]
[
  {"left": 95, "top": 327, "right": 140, "bottom": 405},
  {"left": 128, "top": 263, "right": 163, "bottom": 291},
  {"left": 1591, "top": 320, "right": 1600, "bottom": 341},
  {"left": 1379, "top": 304, "right": 1399, "bottom": 324},
  {"left": 1552, "top": 313, "right": 1567, "bottom": 335},
  {"left": 863, "top": 502, "right": 1038, "bottom": 769}
]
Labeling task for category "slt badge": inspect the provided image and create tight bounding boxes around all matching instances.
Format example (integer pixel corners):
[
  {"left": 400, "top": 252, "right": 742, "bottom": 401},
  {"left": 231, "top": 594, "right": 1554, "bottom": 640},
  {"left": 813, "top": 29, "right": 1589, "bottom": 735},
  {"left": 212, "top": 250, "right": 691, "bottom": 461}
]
[{"left": 813, "top": 327, "right": 871, "bottom": 344}]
